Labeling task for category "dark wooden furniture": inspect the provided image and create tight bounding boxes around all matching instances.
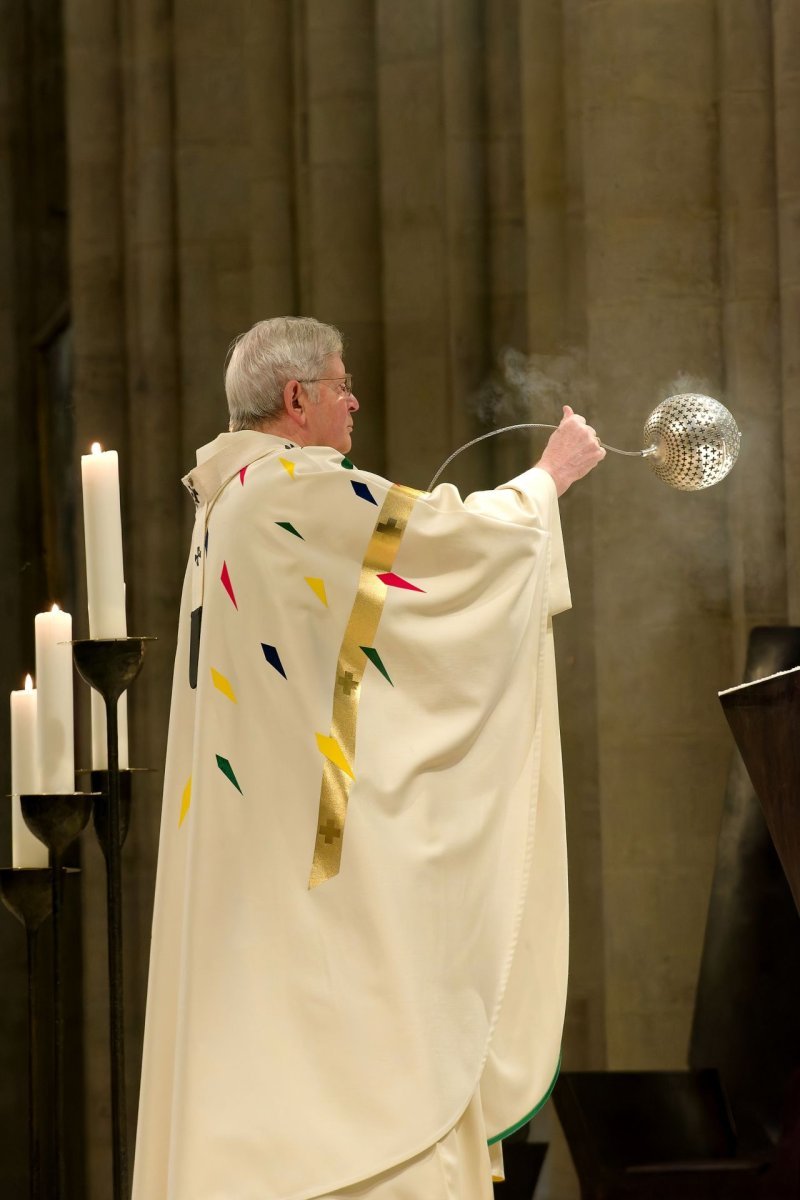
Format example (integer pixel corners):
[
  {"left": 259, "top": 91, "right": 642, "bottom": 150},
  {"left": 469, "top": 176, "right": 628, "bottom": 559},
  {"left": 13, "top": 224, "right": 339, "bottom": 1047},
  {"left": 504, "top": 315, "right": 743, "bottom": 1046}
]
[
  {"left": 492, "top": 1140, "right": 547, "bottom": 1199},
  {"left": 720, "top": 661, "right": 800, "bottom": 914},
  {"left": 553, "top": 627, "right": 800, "bottom": 1199}
]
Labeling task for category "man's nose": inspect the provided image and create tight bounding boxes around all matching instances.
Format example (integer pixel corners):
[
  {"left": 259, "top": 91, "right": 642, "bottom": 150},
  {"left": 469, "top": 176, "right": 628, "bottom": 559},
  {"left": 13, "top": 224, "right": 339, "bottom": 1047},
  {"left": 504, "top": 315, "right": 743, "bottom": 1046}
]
[{"left": 348, "top": 392, "right": 359, "bottom": 412}]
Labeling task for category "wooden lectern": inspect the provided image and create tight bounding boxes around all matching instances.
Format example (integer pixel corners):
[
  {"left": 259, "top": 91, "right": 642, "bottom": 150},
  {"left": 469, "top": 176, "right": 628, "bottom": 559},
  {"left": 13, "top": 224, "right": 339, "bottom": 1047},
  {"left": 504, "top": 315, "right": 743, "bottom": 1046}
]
[
  {"left": 553, "top": 627, "right": 800, "bottom": 1199},
  {"left": 719, "top": 664, "right": 800, "bottom": 915}
]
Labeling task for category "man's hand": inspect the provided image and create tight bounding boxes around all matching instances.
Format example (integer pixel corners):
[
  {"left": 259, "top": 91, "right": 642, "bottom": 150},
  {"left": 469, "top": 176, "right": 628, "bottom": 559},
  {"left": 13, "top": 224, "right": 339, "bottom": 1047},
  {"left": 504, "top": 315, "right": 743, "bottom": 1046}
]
[{"left": 536, "top": 405, "right": 606, "bottom": 496}]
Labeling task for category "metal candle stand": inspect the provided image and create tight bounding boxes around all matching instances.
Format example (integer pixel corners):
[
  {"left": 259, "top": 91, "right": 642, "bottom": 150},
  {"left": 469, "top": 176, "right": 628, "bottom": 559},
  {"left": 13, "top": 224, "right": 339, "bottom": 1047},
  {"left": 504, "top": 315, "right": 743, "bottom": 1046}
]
[
  {"left": 18, "top": 795, "right": 94, "bottom": 1200},
  {"left": 0, "top": 867, "right": 54, "bottom": 1200},
  {"left": 0, "top": 635, "right": 150, "bottom": 1199},
  {"left": 72, "top": 637, "right": 149, "bottom": 1200}
]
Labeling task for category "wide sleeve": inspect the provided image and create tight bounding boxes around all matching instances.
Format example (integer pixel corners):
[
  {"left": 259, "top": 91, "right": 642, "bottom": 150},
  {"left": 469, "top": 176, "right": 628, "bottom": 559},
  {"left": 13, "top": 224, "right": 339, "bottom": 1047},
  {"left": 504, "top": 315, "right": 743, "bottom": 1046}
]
[{"left": 463, "top": 465, "right": 571, "bottom": 617}]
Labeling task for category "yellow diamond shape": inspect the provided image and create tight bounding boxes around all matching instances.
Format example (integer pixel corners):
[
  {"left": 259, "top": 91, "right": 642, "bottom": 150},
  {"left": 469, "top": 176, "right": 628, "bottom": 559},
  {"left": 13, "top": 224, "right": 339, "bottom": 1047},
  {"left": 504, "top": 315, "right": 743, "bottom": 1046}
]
[
  {"left": 210, "top": 666, "right": 237, "bottom": 703},
  {"left": 305, "top": 577, "right": 328, "bottom": 607},
  {"left": 315, "top": 733, "right": 354, "bottom": 779},
  {"left": 179, "top": 776, "right": 192, "bottom": 827},
  {"left": 279, "top": 457, "right": 296, "bottom": 478}
]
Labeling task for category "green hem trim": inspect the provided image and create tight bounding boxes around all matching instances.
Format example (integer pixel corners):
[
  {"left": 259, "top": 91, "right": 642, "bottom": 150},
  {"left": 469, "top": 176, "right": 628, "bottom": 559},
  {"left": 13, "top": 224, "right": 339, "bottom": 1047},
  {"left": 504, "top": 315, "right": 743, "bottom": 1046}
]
[{"left": 486, "top": 1052, "right": 562, "bottom": 1146}]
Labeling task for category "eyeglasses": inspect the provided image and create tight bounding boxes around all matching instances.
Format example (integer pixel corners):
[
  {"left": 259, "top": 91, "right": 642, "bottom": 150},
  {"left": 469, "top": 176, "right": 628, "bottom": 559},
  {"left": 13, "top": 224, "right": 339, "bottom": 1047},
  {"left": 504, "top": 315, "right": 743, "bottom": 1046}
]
[{"left": 298, "top": 374, "right": 353, "bottom": 396}]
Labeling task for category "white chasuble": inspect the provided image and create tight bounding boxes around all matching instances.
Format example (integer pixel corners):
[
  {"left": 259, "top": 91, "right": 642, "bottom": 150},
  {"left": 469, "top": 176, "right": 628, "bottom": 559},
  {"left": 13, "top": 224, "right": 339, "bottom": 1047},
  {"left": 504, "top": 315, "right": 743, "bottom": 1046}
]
[{"left": 132, "top": 431, "right": 571, "bottom": 1200}]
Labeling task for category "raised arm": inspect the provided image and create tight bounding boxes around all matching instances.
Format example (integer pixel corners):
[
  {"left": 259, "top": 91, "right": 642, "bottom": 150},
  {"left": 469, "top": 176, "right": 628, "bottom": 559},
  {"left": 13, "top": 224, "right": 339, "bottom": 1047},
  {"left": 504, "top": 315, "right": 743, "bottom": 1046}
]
[{"left": 535, "top": 405, "right": 606, "bottom": 496}]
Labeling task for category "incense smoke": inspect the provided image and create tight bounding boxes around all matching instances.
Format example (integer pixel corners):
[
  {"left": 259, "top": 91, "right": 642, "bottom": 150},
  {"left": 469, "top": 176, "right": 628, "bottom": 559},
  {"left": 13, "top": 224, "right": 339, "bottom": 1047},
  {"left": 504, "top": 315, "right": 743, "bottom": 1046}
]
[
  {"left": 473, "top": 347, "right": 598, "bottom": 426},
  {"left": 658, "top": 370, "right": 714, "bottom": 404}
]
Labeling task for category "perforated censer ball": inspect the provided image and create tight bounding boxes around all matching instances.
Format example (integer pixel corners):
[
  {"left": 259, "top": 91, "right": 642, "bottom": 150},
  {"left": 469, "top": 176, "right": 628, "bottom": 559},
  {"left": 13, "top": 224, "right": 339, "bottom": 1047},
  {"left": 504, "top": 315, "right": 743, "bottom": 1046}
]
[
  {"left": 428, "top": 391, "right": 742, "bottom": 492},
  {"left": 643, "top": 393, "right": 742, "bottom": 491}
]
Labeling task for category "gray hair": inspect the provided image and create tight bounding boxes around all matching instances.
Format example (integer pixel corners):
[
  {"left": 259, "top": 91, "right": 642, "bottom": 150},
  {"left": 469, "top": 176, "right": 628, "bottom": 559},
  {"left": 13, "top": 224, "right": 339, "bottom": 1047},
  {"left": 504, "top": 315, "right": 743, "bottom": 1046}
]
[{"left": 225, "top": 316, "right": 344, "bottom": 431}]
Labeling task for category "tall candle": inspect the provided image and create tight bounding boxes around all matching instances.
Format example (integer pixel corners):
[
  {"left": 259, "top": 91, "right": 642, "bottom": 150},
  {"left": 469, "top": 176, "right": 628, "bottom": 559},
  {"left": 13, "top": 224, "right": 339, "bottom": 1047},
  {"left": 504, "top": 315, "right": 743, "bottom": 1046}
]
[
  {"left": 10, "top": 675, "right": 47, "bottom": 867},
  {"left": 81, "top": 444, "right": 130, "bottom": 768},
  {"left": 80, "top": 443, "right": 126, "bottom": 638},
  {"left": 35, "top": 605, "right": 75, "bottom": 793}
]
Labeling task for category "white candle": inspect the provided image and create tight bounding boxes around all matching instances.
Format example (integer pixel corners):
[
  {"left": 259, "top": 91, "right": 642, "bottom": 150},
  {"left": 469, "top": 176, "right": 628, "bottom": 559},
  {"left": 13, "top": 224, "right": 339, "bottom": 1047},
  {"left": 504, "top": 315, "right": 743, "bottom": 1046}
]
[
  {"left": 10, "top": 676, "right": 47, "bottom": 868},
  {"left": 82, "top": 444, "right": 130, "bottom": 769},
  {"left": 81, "top": 443, "right": 127, "bottom": 638},
  {"left": 35, "top": 605, "right": 75, "bottom": 793}
]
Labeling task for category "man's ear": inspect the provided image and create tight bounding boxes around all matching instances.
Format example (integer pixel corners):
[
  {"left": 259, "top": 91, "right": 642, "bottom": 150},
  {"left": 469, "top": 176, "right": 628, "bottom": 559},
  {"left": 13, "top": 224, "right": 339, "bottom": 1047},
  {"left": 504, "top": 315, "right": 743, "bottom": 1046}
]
[{"left": 283, "top": 380, "right": 307, "bottom": 428}]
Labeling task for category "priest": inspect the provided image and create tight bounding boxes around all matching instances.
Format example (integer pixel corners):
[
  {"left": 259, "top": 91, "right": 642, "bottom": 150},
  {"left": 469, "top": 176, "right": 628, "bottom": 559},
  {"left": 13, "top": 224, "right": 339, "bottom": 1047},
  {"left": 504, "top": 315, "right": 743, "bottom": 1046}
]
[{"left": 132, "top": 316, "right": 605, "bottom": 1199}]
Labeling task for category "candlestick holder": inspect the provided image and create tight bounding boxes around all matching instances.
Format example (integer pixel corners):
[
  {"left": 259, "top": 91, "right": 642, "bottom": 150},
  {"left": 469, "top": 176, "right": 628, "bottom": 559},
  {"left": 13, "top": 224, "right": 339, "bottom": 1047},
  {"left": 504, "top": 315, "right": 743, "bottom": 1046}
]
[
  {"left": 0, "top": 868, "right": 53, "bottom": 1200},
  {"left": 21, "top": 794, "right": 94, "bottom": 1200},
  {"left": 88, "top": 768, "right": 151, "bottom": 858},
  {"left": 72, "top": 637, "right": 152, "bottom": 1200}
]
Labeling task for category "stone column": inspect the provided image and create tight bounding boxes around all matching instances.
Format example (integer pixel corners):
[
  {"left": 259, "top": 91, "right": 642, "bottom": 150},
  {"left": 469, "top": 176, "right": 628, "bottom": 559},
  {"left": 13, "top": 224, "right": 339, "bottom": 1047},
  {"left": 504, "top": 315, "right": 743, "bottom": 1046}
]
[
  {"left": 376, "top": 0, "right": 489, "bottom": 493},
  {"left": 172, "top": 0, "right": 258, "bottom": 461},
  {"left": 485, "top": 0, "right": 527, "bottom": 355},
  {"left": 773, "top": 0, "right": 800, "bottom": 620},
  {"left": 247, "top": 0, "right": 298, "bottom": 323},
  {"left": 520, "top": 0, "right": 607, "bottom": 1082},
  {"left": 117, "top": 0, "right": 183, "bottom": 1165},
  {"left": 484, "top": 0, "right": 533, "bottom": 483},
  {"left": 439, "top": 0, "right": 490, "bottom": 490},
  {"left": 64, "top": 1, "right": 128, "bottom": 1191},
  {"left": 65, "top": 0, "right": 127, "bottom": 458},
  {"left": 518, "top": 8, "right": 603, "bottom": 1199},
  {"left": 294, "top": 0, "right": 385, "bottom": 471},
  {"left": 554, "top": 0, "right": 602, "bottom": 1180},
  {"left": 0, "top": 5, "right": 34, "bottom": 1193},
  {"left": 718, "top": 0, "right": 787, "bottom": 671},
  {"left": 578, "top": 0, "right": 731, "bottom": 1069},
  {"left": 0, "top": 0, "right": 34, "bottom": 654},
  {"left": 557, "top": 0, "right": 607, "bottom": 1076},
  {"left": 521, "top": 0, "right": 566, "bottom": 352}
]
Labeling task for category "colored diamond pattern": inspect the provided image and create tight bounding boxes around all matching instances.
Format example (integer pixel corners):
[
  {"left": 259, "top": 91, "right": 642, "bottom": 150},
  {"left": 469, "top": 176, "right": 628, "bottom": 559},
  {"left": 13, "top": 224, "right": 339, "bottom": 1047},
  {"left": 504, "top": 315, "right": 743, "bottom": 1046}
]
[
  {"left": 279, "top": 457, "right": 296, "bottom": 478},
  {"left": 361, "top": 646, "right": 393, "bottom": 686},
  {"left": 239, "top": 466, "right": 248, "bottom": 486},
  {"left": 179, "top": 776, "right": 192, "bottom": 827},
  {"left": 211, "top": 667, "right": 237, "bottom": 703},
  {"left": 221, "top": 561, "right": 238, "bottom": 608},
  {"left": 216, "top": 754, "right": 243, "bottom": 794},
  {"left": 377, "top": 571, "right": 424, "bottom": 593},
  {"left": 315, "top": 733, "right": 354, "bottom": 780},
  {"left": 305, "top": 577, "right": 328, "bottom": 607},
  {"left": 276, "top": 521, "right": 303, "bottom": 539},
  {"left": 351, "top": 480, "right": 377, "bottom": 505},
  {"left": 262, "top": 643, "right": 287, "bottom": 679},
  {"left": 340, "top": 456, "right": 354, "bottom": 470}
]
